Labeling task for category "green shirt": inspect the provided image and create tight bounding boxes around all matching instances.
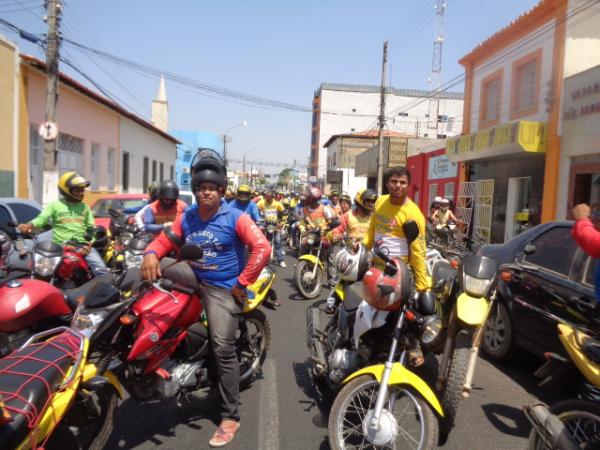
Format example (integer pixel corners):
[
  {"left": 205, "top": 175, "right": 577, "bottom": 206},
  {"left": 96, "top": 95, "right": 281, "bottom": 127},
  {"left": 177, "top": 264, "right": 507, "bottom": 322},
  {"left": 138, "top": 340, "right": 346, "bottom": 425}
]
[{"left": 30, "top": 199, "right": 95, "bottom": 245}]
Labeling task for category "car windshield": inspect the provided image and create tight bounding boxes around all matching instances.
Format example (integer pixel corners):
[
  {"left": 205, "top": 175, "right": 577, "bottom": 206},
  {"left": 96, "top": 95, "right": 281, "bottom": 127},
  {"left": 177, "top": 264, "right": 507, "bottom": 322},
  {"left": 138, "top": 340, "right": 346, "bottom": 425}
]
[
  {"left": 180, "top": 194, "right": 194, "bottom": 206},
  {"left": 92, "top": 199, "right": 146, "bottom": 217}
]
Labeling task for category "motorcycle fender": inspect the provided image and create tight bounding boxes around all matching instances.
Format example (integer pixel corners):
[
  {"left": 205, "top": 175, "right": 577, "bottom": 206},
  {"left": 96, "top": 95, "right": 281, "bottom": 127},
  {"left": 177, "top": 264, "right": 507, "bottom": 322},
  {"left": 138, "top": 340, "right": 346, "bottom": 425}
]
[
  {"left": 343, "top": 363, "right": 444, "bottom": 418},
  {"left": 244, "top": 276, "right": 275, "bottom": 313},
  {"left": 335, "top": 282, "right": 344, "bottom": 300},
  {"left": 558, "top": 323, "right": 600, "bottom": 387},
  {"left": 298, "top": 254, "right": 324, "bottom": 270},
  {"left": 82, "top": 363, "right": 125, "bottom": 399},
  {"left": 456, "top": 292, "right": 489, "bottom": 326}
]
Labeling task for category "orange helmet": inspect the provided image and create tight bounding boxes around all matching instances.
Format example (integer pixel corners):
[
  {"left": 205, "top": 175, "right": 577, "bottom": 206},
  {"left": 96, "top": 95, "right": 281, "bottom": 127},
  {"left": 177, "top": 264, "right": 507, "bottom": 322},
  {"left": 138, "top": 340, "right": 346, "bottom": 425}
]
[{"left": 362, "top": 258, "right": 412, "bottom": 311}]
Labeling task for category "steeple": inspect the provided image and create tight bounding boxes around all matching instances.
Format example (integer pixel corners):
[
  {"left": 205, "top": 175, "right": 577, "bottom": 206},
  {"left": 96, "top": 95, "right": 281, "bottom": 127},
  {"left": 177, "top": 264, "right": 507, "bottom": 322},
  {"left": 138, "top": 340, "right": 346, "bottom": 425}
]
[{"left": 152, "top": 75, "right": 168, "bottom": 132}]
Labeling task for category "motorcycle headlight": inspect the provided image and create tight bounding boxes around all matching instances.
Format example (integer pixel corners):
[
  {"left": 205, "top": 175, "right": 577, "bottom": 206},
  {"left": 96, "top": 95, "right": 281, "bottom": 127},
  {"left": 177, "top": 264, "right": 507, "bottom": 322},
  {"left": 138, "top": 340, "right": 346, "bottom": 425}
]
[
  {"left": 33, "top": 253, "right": 61, "bottom": 277},
  {"left": 267, "top": 224, "right": 276, "bottom": 234},
  {"left": 71, "top": 306, "right": 111, "bottom": 339},
  {"left": 421, "top": 315, "right": 442, "bottom": 345},
  {"left": 122, "top": 232, "right": 134, "bottom": 247},
  {"left": 307, "top": 233, "right": 317, "bottom": 245},
  {"left": 464, "top": 274, "right": 491, "bottom": 297},
  {"left": 125, "top": 250, "right": 144, "bottom": 268}
]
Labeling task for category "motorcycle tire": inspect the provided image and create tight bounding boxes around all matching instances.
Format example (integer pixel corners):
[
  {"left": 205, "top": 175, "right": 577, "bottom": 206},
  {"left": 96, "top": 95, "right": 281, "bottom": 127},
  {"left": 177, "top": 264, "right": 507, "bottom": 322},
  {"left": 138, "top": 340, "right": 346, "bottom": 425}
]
[
  {"left": 440, "top": 329, "right": 472, "bottom": 434},
  {"left": 238, "top": 309, "right": 271, "bottom": 390},
  {"left": 527, "top": 399, "right": 600, "bottom": 450},
  {"left": 295, "top": 260, "right": 323, "bottom": 299},
  {"left": 328, "top": 375, "right": 438, "bottom": 450}
]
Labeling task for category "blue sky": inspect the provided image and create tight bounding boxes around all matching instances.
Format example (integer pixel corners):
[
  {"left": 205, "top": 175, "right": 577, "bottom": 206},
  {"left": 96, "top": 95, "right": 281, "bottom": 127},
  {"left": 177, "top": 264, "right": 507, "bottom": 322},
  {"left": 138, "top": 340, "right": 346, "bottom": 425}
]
[{"left": 1, "top": 0, "right": 539, "bottom": 173}]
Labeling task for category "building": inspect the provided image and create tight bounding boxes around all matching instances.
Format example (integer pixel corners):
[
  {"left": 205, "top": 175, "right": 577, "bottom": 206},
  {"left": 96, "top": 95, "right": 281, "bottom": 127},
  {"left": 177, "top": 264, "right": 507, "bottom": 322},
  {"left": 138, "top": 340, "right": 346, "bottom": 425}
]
[
  {"left": 447, "top": 0, "right": 569, "bottom": 244},
  {"left": 310, "top": 83, "right": 464, "bottom": 181},
  {"left": 172, "top": 131, "right": 221, "bottom": 190},
  {"left": 18, "top": 52, "right": 179, "bottom": 206}
]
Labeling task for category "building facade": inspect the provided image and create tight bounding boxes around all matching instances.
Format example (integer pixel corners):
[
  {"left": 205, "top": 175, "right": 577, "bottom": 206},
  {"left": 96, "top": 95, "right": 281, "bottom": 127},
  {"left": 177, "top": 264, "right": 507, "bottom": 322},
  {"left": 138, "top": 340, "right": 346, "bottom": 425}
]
[
  {"left": 310, "top": 83, "right": 464, "bottom": 180},
  {"left": 171, "top": 130, "right": 221, "bottom": 191}
]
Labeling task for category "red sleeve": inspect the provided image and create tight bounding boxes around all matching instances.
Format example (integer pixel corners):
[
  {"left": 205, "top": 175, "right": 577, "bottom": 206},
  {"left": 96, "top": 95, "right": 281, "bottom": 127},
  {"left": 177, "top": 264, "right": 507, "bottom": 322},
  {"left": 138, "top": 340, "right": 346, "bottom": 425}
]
[
  {"left": 572, "top": 219, "right": 600, "bottom": 258},
  {"left": 235, "top": 213, "right": 272, "bottom": 286},
  {"left": 145, "top": 213, "right": 183, "bottom": 258},
  {"left": 331, "top": 212, "right": 349, "bottom": 237}
]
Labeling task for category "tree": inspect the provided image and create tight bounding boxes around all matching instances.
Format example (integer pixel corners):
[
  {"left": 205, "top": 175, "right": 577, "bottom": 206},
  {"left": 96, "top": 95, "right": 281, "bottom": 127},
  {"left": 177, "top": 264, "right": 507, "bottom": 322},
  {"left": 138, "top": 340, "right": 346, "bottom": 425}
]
[{"left": 278, "top": 168, "right": 293, "bottom": 188}]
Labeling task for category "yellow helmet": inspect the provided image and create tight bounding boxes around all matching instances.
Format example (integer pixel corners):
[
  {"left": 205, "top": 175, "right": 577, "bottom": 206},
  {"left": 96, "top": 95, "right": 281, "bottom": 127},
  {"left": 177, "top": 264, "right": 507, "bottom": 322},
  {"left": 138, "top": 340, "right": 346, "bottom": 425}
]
[
  {"left": 354, "top": 188, "right": 378, "bottom": 212},
  {"left": 58, "top": 171, "right": 90, "bottom": 202},
  {"left": 237, "top": 184, "right": 252, "bottom": 195}
]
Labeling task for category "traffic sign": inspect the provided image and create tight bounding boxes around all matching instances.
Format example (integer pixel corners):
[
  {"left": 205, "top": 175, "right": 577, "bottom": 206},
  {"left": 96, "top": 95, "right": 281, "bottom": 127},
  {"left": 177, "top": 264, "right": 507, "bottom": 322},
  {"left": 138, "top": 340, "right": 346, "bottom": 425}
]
[{"left": 38, "top": 122, "right": 58, "bottom": 141}]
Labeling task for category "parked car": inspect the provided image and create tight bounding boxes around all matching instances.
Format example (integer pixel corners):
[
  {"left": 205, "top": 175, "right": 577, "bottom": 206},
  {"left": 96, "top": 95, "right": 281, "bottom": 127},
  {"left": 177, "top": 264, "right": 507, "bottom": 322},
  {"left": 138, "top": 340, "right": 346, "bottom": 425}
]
[
  {"left": 90, "top": 194, "right": 148, "bottom": 229},
  {"left": 479, "top": 221, "right": 598, "bottom": 362}
]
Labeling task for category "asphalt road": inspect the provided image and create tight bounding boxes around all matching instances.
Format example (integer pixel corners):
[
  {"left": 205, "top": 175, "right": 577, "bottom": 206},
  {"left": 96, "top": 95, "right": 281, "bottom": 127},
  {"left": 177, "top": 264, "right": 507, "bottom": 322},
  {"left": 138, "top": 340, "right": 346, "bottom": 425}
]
[{"left": 106, "top": 252, "right": 565, "bottom": 450}]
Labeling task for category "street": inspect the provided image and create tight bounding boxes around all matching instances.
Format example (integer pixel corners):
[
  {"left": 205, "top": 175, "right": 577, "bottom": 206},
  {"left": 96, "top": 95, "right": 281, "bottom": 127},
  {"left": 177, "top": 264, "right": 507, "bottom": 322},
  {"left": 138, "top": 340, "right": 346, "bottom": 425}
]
[{"left": 106, "top": 253, "right": 564, "bottom": 450}]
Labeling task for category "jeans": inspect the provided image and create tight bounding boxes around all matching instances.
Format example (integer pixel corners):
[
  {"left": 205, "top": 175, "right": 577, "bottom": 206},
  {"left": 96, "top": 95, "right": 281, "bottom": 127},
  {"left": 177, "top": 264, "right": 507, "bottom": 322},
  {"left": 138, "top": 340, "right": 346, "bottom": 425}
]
[
  {"left": 85, "top": 248, "right": 109, "bottom": 276},
  {"left": 203, "top": 283, "right": 242, "bottom": 421},
  {"left": 273, "top": 231, "right": 284, "bottom": 263}
]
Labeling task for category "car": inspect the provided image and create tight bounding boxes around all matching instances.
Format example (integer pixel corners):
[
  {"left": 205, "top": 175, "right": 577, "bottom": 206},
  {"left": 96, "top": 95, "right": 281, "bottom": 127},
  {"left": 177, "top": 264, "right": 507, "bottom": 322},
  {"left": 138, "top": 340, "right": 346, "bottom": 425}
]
[
  {"left": 90, "top": 194, "right": 148, "bottom": 229},
  {"left": 179, "top": 190, "right": 196, "bottom": 206},
  {"left": 479, "top": 221, "right": 597, "bottom": 362}
]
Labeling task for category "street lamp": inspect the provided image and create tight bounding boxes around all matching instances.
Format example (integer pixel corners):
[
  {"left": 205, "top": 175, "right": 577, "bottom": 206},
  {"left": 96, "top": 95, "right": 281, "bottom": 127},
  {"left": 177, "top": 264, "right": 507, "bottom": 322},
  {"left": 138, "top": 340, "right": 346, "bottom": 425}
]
[{"left": 221, "top": 120, "right": 247, "bottom": 167}]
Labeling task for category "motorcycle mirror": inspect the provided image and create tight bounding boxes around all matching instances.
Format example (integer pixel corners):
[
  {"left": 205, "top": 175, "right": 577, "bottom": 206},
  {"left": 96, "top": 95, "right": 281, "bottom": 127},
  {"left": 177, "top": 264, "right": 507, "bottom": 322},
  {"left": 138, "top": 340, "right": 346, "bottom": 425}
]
[
  {"left": 6, "top": 219, "right": 17, "bottom": 228},
  {"left": 524, "top": 244, "right": 536, "bottom": 255},
  {"left": 164, "top": 226, "right": 183, "bottom": 247},
  {"left": 402, "top": 220, "right": 420, "bottom": 245},
  {"left": 178, "top": 244, "right": 204, "bottom": 261}
]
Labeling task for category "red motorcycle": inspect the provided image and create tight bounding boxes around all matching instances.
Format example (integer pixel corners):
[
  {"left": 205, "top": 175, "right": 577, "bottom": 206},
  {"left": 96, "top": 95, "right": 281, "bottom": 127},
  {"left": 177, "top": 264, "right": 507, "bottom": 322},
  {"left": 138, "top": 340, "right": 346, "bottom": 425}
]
[{"left": 71, "top": 243, "right": 271, "bottom": 404}]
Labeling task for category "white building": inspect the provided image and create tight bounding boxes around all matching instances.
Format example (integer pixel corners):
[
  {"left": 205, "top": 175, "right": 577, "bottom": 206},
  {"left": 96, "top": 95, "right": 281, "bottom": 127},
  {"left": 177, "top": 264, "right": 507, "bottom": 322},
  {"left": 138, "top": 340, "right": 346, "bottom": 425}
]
[{"left": 309, "top": 83, "right": 464, "bottom": 179}]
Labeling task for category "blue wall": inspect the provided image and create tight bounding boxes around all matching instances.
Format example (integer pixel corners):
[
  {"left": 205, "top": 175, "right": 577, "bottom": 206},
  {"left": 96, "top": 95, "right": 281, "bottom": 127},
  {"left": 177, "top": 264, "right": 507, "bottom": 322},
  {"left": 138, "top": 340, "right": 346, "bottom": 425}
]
[{"left": 172, "top": 130, "right": 221, "bottom": 191}]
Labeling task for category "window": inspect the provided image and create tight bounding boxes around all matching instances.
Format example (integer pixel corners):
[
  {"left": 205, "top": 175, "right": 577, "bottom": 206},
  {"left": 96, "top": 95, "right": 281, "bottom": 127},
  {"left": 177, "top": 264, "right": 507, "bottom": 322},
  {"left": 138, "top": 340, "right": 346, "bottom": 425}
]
[
  {"left": 351, "top": 128, "right": 355, "bottom": 132},
  {"left": 438, "top": 114, "right": 448, "bottom": 123},
  {"left": 29, "top": 125, "right": 41, "bottom": 167},
  {"left": 57, "top": 132, "right": 83, "bottom": 175},
  {"left": 0, "top": 205, "right": 11, "bottom": 229},
  {"left": 479, "top": 69, "right": 503, "bottom": 127},
  {"left": 584, "top": 258, "right": 597, "bottom": 287},
  {"left": 181, "top": 173, "right": 190, "bottom": 186},
  {"left": 526, "top": 227, "right": 578, "bottom": 276},
  {"left": 398, "top": 112, "right": 408, "bottom": 117},
  {"left": 511, "top": 49, "right": 542, "bottom": 119},
  {"left": 107, "top": 147, "right": 116, "bottom": 190},
  {"left": 143, "top": 157, "right": 149, "bottom": 192},
  {"left": 122, "top": 151, "right": 130, "bottom": 192},
  {"left": 90, "top": 143, "right": 101, "bottom": 190},
  {"left": 7, "top": 202, "right": 40, "bottom": 223},
  {"left": 352, "top": 108, "right": 356, "bottom": 113},
  {"left": 170, "top": 165, "right": 174, "bottom": 180},
  {"left": 160, "top": 162, "right": 164, "bottom": 182},
  {"left": 152, "top": 160, "right": 157, "bottom": 182},
  {"left": 183, "top": 152, "right": 191, "bottom": 163}
]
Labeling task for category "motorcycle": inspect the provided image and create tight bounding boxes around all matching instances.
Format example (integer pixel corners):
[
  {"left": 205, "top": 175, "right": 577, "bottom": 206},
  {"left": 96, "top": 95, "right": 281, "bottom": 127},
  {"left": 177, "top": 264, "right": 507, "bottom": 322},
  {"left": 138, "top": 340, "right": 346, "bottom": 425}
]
[
  {"left": 326, "top": 221, "right": 444, "bottom": 449},
  {"left": 103, "top": 208, "right": 148, "bottom": 271},
  {"left": 429, "top": 253, "right": 498, "bottom": 431},
  {"left": 70, "top": 241, "right": 271, "bottom": 411},
  {"left": 0, "top": 326, "right": 121, "bottom": 450},
  {"left": 523, "top": 313, "right": 600, "bottom": 449},
  {"left": 258, "top": 218, "right": 279, "bottom": 262}
]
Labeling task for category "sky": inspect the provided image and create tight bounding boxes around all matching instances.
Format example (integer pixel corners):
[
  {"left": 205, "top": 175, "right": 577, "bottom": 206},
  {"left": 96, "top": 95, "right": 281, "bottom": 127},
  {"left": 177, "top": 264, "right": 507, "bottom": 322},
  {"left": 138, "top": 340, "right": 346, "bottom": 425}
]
[{"left": 0, "top": 0, "right": 540, "bottom": 174}]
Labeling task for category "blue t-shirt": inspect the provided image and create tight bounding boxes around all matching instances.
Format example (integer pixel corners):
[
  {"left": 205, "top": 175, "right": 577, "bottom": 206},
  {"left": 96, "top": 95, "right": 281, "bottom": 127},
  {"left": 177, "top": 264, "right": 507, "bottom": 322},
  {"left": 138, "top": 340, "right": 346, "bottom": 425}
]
[{"left": 229, "top": 199, "right": 261, "bottom": 223}]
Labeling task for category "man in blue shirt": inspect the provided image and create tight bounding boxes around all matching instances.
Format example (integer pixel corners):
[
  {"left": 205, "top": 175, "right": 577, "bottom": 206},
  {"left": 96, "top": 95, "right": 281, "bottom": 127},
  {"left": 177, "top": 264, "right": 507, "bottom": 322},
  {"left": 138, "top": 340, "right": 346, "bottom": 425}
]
[{"left": 229, "top": 184, "right": 261, "bottom": 223}]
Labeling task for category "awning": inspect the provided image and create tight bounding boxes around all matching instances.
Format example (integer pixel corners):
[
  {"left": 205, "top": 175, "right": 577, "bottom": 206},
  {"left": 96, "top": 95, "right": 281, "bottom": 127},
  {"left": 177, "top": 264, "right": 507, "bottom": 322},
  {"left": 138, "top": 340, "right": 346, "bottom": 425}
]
[{"left": 445, "top": 120, "right": 546, "bottom": 162}]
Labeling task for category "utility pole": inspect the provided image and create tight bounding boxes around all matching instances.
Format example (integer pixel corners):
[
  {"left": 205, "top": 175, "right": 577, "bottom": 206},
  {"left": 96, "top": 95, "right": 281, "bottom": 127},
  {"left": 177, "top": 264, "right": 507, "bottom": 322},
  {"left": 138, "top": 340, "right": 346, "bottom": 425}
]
[
  {"left": 43, "top": 0, "right": 61, "bottom": 205},
  {"left": 427, "top": 0, "right": 446, "bottom": 137},
  {"left": 376, "top": 41, "right": 388, "bottom": 196}
]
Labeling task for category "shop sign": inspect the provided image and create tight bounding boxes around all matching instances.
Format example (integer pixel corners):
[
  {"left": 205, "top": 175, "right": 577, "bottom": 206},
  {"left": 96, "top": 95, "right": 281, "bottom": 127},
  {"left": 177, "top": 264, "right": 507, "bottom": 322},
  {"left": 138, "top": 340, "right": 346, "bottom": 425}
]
[
  {"left": 388, "top": 139, "right": 408, "bottom": 167},
  {"left": 428, "top": 155, "right": 457, "bottom": 180},
  {"left": 327, "top": 170, "right": 343, "bottom": 184},
  {"left": 446, "top": 120, "right": 546, "bottom": 160},
  {"left": 563, "top": 66, "right": 600, "bottom": 121}
]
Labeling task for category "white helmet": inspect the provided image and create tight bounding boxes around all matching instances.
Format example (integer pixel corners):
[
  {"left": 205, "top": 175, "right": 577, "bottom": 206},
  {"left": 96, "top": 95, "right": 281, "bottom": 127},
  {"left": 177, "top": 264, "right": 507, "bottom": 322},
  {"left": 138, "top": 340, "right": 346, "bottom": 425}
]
[
  {"left": 440, "top": 198, "right": 450, "bottom": 205},
  {"left": 333, "top": 244, "right": 370, "bottom": 282},
  {"left": 434, "top": 196, "right": 443, "bottom": 203}
]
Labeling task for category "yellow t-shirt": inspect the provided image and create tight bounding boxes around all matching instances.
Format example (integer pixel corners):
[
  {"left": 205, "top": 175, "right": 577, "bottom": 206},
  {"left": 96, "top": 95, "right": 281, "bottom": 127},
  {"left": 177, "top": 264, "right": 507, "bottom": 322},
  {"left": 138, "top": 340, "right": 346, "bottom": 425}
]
[
  {"left": 363, "top": 195, "right": 431, "bottom": 291},
  {"left": 256, "top": 199, "right": 284, "bottom": 223}
]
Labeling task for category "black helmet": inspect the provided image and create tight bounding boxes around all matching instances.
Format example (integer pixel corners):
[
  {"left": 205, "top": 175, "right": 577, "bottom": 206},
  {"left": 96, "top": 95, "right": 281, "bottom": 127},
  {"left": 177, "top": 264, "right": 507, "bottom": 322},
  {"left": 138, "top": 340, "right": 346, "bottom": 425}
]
[
  {"left": 191, "top": 148, "right": 227, "bottom": 190},
  {"left": 158, "top": 180, "right": 179, "bottom": 201}
]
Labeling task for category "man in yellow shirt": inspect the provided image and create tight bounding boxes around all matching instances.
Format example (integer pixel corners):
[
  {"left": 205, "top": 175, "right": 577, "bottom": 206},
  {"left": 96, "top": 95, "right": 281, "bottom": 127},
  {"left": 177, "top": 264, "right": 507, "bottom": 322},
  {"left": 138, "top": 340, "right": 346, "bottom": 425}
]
[
  {"left": 257, "top": 190, "right": 286, "bottom": 267},
  {"left": 363, "top": 166, "right": 433, "bottom": 366}
]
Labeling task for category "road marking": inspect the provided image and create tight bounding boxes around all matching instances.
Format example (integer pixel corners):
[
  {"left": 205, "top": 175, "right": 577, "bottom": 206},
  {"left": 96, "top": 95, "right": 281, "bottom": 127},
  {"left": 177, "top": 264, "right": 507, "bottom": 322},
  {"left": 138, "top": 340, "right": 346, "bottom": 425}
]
[{"left": 258, "top": 358, "right": 280, "bottom": 450}]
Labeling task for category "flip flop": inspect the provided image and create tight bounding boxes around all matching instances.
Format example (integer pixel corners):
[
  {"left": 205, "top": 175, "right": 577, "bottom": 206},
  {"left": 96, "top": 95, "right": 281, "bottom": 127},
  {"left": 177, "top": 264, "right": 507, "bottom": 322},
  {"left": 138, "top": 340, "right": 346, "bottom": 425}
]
[{"left": 209, "top": 420, "right": 240, "bottom": 448}]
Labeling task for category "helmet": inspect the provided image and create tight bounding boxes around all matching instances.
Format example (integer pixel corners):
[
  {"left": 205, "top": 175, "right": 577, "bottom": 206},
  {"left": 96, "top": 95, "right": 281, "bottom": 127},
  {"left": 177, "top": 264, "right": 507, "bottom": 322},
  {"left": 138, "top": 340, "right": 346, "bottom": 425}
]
[
  {"left": 58, "top": 171, "right": 90, "bottom": 202},
  {"left": 362, "top": 258, "right": 412, "bottom": 311},
  {"left": 307, "top": 187, "right": 322, "bottom": 202},
  {"left": 355, "top": 189, "right": 378, "bottom": 212},
  {"left": 440, "top": 198, "right": 450, "bottom": 205},
  {"left": 340, "top": 194, "right": 352, "bottom": 204},
  {"left": 237, "top": 184, "right": 252, "bottom": 200},
  {"left": 333, "top": 244, "right": 369, "bottom": 282},
  {"left": 158, "top": 180, "right": 179, "bottom": 201},
  {"left": 282, "top": 198, "right": 290, "bottom": 206},
  {"left": 147, "top": 182, "right": 159, "bottom": 202},
  {"left": 330, "top": 190, "right": 339, "bottom": 198},
  {"left": 434, "top": 196, "right": 443, "bottom": 204},
  {"left": 191, "top": 148, "right": 227, "bottom": 189}
]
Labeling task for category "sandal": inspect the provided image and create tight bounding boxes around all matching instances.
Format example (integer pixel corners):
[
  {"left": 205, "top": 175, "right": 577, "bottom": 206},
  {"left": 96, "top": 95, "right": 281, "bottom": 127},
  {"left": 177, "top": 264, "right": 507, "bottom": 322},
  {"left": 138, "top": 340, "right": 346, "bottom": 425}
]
[
  {"left": 209, "top": 420, "right": 240, "bottom": 448},
  {"left": 407, "top": 348, "right": 425, "bottom": 368}
]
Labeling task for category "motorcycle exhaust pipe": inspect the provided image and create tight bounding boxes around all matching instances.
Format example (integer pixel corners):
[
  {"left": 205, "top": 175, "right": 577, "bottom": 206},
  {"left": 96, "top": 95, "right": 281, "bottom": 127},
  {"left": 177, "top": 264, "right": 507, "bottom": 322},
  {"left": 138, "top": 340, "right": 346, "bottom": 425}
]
[{"left": 306, "top": 306, "right": 327, "bottom": 372}]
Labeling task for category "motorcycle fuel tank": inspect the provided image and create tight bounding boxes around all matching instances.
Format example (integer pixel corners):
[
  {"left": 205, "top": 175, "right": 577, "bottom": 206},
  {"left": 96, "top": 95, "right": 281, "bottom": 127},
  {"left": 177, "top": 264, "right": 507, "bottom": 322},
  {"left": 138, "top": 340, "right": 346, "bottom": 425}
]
[{"left": 0, "top": 279, "right": 71, "bottom": 333}]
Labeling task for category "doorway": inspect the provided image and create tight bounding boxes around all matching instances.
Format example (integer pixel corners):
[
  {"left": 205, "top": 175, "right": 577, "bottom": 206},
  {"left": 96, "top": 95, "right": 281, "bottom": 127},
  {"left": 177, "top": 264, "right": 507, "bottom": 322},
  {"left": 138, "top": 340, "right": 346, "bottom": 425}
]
[{"left": 505, "top": 176, "right": 532, "bottom": 241}]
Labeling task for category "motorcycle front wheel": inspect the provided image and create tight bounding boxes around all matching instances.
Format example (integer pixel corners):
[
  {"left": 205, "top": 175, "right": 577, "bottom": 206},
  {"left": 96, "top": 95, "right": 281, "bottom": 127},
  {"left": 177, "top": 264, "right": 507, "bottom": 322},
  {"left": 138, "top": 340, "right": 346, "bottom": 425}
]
[
  {"left": 329, "top": 375, "right": 439, "bottom": 450},
  {"left": 294, "top": 260, "right": 323, "bottom": 299},
  {"left": 238, "top": 309, "right": 271, "bottom": 390},
  {"left": 527, "top": 399, "right": 600, "bottom": 449},
  {"left": 440, "top": 329, "right": 472, "bottom": 432}
]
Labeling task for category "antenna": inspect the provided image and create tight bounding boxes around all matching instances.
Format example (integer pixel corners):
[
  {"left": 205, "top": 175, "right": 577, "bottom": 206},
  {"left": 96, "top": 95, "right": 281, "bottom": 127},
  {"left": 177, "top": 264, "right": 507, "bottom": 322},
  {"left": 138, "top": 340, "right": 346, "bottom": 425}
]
[{"left": 427, "top": 0, "right": 446, "bottom": 136}]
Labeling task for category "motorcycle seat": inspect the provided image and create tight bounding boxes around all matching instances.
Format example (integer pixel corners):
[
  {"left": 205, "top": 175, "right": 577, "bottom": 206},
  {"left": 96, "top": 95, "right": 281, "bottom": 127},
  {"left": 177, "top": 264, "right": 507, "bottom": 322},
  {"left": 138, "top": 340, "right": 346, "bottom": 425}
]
[
  {"left": 582, "top": 340, "right": 600, "bottom": 365},
  {"left": 0, "top": 334, "right": 77, "bottom": 449},
  {"left": 63, "top": 273, "right": 114, "bottom": 311},
  {"left": 343, "top": 283, "right": 364, "bottom": 312},
  {"left": 160, "top": 258, "right": 201, "bottom": 294}
]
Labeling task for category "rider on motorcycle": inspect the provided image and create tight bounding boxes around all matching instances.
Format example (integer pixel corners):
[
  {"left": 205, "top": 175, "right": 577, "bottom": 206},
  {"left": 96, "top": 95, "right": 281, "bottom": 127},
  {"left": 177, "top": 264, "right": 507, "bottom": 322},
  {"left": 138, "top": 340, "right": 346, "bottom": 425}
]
[
  {"left": 362, "top": 166, "right": 434, "bottom": 367},
  {"left": 224, "top": 188, "right": 236, "bottom": 204},
  {"left": 339, "top": 193, "right": 351, "bottom": 215},
  {"left": 329, "top": 190, "right": 342, "bottom": 217},
  {"left": 141, "top": 149, "right": 270, "bottom": 448},
  {"left": 134, "top": 182, "right": 160, "bottom": 231},
  {"left": 142, "top": 180, "right": 188, "bottom": 236},
  {"left": 432, "top": 198, "right": 458, "bottom": 226},
  {"left": 256, "top": 190, "right": 286, "bottom": 268},
  {"left": 17, "top": 171, "right": 108, "bottom": 276},
  {"left": 229, "top": 184, "right": 261, "bottom": 223}
]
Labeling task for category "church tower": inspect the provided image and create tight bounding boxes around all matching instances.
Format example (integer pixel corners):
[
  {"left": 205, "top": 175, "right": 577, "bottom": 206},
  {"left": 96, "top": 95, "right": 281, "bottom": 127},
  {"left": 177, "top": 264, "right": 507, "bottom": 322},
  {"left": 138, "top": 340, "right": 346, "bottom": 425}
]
[{"left": 151, "top": 75, "right": 168, "bottom": 132}]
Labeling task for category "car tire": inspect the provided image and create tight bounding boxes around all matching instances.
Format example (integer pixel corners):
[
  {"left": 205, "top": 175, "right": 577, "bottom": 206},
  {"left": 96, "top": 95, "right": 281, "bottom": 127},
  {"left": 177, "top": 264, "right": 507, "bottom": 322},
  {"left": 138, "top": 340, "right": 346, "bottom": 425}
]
[{"left": 482, "top": 301, "right": 516, "bottom": 361}]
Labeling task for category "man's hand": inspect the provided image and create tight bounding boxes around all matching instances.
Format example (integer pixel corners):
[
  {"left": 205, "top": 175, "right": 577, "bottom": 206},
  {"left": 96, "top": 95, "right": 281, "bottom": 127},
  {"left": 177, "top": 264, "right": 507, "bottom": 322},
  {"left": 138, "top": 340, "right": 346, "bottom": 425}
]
[
  {"left": 573, "top": 204, "right": 591, "bottom": 221},
  {"left": 231, "top": 283, "right": 247, "bottom": 305},
  {"left": 163, "top": 222, "right": 173, "bottom": 228},
  {"left": 17, "top": 223, "right": 33, "bottom": 234},
  {"left": 141, "top": 253, "right": 161, "bottom": 280}
]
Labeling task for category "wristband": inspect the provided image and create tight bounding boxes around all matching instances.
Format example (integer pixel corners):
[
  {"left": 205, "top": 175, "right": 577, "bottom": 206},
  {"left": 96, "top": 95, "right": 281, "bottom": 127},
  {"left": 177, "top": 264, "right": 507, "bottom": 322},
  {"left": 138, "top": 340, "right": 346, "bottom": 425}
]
[{"left": 143, "top": 250, "right": 158, "bottom": 257}]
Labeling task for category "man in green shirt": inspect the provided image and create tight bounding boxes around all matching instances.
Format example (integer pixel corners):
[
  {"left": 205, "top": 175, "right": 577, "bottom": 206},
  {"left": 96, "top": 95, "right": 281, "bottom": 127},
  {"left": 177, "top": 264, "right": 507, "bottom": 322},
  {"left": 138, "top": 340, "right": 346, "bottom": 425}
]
[{"left": 18, "top": 171, "right": 108, "bottom": 276}]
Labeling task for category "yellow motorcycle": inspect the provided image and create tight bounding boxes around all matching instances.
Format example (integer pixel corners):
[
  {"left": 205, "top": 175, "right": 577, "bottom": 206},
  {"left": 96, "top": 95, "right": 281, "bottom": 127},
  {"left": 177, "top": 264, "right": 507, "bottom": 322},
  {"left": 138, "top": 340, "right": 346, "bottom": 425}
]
[{"left": 0, "top": 327, "right": 122, "bottom": 450}]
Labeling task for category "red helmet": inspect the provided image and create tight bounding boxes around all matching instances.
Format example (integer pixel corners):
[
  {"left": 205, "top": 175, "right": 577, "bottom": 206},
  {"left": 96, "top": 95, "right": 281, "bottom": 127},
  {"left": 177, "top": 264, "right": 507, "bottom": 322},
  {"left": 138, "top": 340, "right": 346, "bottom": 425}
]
[
  {"left": 362, "top": 259, "right": 412, "bottom": 311},
  {"left": 307, "top": 187, "right": 322, "bottom": 202}
]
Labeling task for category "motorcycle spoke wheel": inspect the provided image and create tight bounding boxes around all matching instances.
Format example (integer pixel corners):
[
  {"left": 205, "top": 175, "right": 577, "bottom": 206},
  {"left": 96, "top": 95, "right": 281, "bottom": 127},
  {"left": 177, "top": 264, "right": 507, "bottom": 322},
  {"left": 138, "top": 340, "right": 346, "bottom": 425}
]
[{"left": 237, "top": 309, "right": 271, "bottom": 390}]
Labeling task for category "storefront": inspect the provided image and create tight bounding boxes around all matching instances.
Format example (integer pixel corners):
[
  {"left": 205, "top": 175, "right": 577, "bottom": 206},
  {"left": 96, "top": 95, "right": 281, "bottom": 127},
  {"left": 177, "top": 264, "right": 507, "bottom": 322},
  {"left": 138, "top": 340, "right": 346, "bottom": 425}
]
[
  {"left": 558, "top": 64, "right": 600, "bottom": 218},
  {"left": 447, "top": 120, "right": 546, "bottom": 243}
]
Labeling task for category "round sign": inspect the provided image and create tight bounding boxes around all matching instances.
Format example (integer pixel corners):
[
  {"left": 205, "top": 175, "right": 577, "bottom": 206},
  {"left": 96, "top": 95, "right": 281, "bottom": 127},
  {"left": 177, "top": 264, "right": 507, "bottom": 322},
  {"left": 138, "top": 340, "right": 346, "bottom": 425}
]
[{"left": 38, "top": 121, "right": 58, "bottom": 141}]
